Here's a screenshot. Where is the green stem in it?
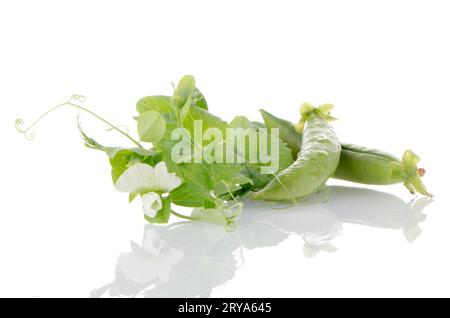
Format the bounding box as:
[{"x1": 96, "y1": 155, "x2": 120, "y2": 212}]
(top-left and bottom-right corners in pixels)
[
  {"x1": 67, "y1": 102, "x2": 143, "y2": 148},
  {"x1": 16, "y1": 95, "x2": 143, "y2": 148},
  {"x1": 171, "y1": 210, "x2": 198, "y2": 221}
]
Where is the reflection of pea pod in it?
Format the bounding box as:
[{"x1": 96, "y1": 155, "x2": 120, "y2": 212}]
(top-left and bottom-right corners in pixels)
[
  {"x1": 260, "y1": 109, "x2": 432, "y2": 197},
  {"x1": 327, "y1": 186, "x2": 429, "y2": 229},
  {"x1": 327, "y1": 186, "x2": 432, "y2": 242},
  {"x1": 254, "y1": 104, "x2": 341, "y2": 201}
]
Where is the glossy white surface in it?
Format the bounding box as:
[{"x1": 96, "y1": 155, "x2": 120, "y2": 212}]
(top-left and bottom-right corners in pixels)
[
  {"x1": 1, "y1": 0, "x2": 449, "y2": 297},
  {"x1": 90, "y1": 187, "x2": 435, "y2": 298}
]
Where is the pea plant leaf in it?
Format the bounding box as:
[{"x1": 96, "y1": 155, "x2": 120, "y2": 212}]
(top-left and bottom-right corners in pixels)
[
  {"x1": 158, "y1": 105, "x2": 265, "y2": 202},
  {"x1": 229, "y1": 115, "x2": 294, "y2": 172},
  {"x1": 173, "y1": 75, "x2": 208, "y2": 111},
  {"x1": 157, "y1": 139, "x2": 215, "y2": 190},
  {"x1": 78, "y1": 116, "x2": 160, "y2": 160},
  {"x1": 136, "y1": 95, "x2": 173, "y2": 114},
  {"x1": 173, "y1": 75, "x2": 196, "y2": 109},
  {"x1": 194, "y1": 89, "x2": 208, "y2": 110},
  {"x1": 229, "y1": 116, "x2": 251, "y2": 129},
  {"x1": 137, "y1": 110, "x2": 166, "y2": 143},
  {"x1": 226, "y1": 115, "x2": 294, "y2": 191},
  {"x1": 129, "y1": 192, "x2": 139, "y2": 203},
  {"x1": 183, "y1": 104, "x2": 228, "y2": 134},
  {"x1": 109, "y1": 149, "x2": 162, "y2": 184},
  {"x1": 144, "y1": 196, "x2": 172, "y2": 224},
  {"x1": 170, "y1": 182, "x2": 215, "y2": 207},
  {"x1": 182, "y1": 106, "x2": 250, "y2": 190}
]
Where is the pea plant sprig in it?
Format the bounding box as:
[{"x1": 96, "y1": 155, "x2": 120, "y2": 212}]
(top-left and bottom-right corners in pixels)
[
  {"x1": 16, "y1": 94, "x2": 143, "y2": 148},
  {"x1": 16, "y1": 75, "x2": 432, "y2": 229}
]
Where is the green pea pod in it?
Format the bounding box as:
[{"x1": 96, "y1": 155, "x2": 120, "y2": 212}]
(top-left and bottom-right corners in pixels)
[
  {"x1": 259, "y1": 109, "x2": 432, "y2": 197},
  {"x1": 335, "y1": 145, "x2": 431, "y2": 197},
  {"x1": 253, "y1": 103, "x2": 341, "y2": 202}
]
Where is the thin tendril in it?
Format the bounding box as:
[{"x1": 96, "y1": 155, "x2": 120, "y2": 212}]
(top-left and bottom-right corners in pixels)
[
  {"x1": 271, "y1": 173, "x2": 297, "y2": 206},
  {"x1": 15, "y1": 94, "x2": 143, "y2": 148},
  {"x1": 223, "y1": 181, "x2": 238, "y2": 203},
  {"x1": 106, "y1": 125, "x2": 129, "y2": 134},
  {"x1": 66, "y1": 102, "x2": 142, "y2": 148},
  {"x1": 15, "y1": 101, "x2": 68, "y2": 140}
]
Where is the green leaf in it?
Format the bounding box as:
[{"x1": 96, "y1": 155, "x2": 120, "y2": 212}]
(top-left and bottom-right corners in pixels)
[
  {"x1": 194, "y1": 89, "x2": 208, "y2": 110},
  {"x1": 173, "y1": 75, "x2": 196, "y2": 109},
  {"x1": 182, "y1": 106, "x2": 249, "y2": 189},
  {"x1": 109, "y1": 149, "x2": 162, "y2": 184},
  {"x1": 136, "y1": 96, "x2": 173, "y2": 114},
  {"x1": 183, "y1": 104, "x2": 228, "y2": 137},
  {"x1": 110, "y1": 151, "x2": 133, "y2": 184},
  {"x1": 203, "y1": 198, "x2": 216, "y2": 209},
  {"x1": 128, "y1": 192, "x2": 139, "y2": 203},
  {"x1": 210, "y1": 164, "x2": 249, "y2": 196},
  {"x1": 157, "y1": 139, "x2": 215, "y2": 190},
  {"x1": 157, "y1": 104, "x2": 258, "y2": 201},
  {"x1": 124, "y1": 147, "x2": 159, "y2": 157},
  {"x1": 170, "y1": 182, "x2": 214, "y2": 207},
  {"x1": 144, "y1": 196, "x2": 171, "y2": 224},
  {"x1": 229, "y1": 116, "x2": 251, "y2": 129},
  {"x1": 259, "y1": 109, "x2": 301, "y2": 157},
  {"x1": 241, "y1": 166, "x2": 273, "y2": 191},
  {"x1": 250, "y1": 121, "x2": 266, "y2": 129},
  {"x1": 179, "y1": 96, "x2": 193, "y2": 122},
  {"x1": 104, "y1": 147, "x2": 158, "y2": 159},
  {"x1": 137, "y1": 110, "x2": 166, "y2": 143}
]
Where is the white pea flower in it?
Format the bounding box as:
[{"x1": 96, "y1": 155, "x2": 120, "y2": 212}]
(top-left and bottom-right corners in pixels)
[
  {"x1": 114, "y1": 162, "x2": 181, "y2": 217},
  {"x1": 141, "y1": 192, "x2": 162, "y2": 218},
  {"x1": 115, "y1": 162, "x2": 181, "y2": 193},
  {"x1": 153, "y1": 161, "x2": 183, "y2": 192}
]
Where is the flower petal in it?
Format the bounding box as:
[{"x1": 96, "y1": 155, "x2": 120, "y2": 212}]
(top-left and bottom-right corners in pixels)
[
  {"x1": 141, "y1": 192, "x2": 162, "y2": 218},
  {"x1": 154, "y1": 162, "x2": 182, "y2": 192},
  {"x1": 115, "y1": 163, "x2": 156, "y2": 193},
  {"x1": 142, "y1": 229, "x2": 163, "y2": 255}
]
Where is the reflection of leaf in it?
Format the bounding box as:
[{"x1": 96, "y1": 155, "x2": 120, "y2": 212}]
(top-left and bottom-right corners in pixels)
[{"x1": 191, "y1": 202, "x2": 242, "y2": 227}]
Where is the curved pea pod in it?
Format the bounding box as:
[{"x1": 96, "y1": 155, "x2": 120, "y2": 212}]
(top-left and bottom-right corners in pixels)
[
  {"x1": 253, "y1": 103, "x2": 341, "y2": 202},
  {"x1": 259, "y1": 109, "x2": 432, "y2": 197}
]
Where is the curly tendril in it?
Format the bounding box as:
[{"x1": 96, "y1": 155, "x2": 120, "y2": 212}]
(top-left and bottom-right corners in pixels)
[
  {"x1": 15, "y1": 118, "x2": 36, "y2": 140},
  {"x1": 15, "y1": 94, "x2": 143, "y2": 148},
  {"x1": 70, "y1": 94, "x2": 86, "y2": 103}
]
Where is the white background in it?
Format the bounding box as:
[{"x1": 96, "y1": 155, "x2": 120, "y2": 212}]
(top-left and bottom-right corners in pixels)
[{"x1": 0, "y1": 0, "x2": 449, "y2": 297}]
